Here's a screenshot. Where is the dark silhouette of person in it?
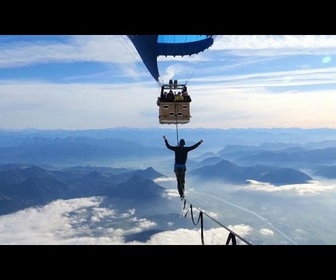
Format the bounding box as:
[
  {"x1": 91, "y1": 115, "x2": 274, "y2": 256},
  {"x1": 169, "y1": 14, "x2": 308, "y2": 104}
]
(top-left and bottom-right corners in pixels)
[
  {"x1": 167, "y1": 89, "x2": 175, "y2": 101},
  {"x1": 163, "y1": 135, "x2": 203, "y2": 200}
]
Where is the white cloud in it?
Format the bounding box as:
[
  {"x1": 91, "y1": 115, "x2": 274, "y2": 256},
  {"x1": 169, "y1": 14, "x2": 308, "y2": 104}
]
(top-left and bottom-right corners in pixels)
[
  {"x1": 0, "y1": 36, "x2": 133, "y2": 68},
  {"x1": 0, "y1": 196, "x2": 250, "y2": 245},
  {"x1": 260, "y1": 228, "x2": 274, "y2": 236},
  {"x1": 2, "y1": 35, "x2": 336, "y2": 129},
  {"x1": 242, "y1": 179, "x2": 336, "y2": 195},
  {"x1": 214, "y1": 35, "x2": 336, "y2": 55}
]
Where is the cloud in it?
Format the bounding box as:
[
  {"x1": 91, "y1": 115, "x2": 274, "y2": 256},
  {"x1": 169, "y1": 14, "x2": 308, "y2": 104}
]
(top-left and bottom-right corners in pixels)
[
  {"x1": 0, "y1": 36, "x2": 133, "y2": 69},
  {"x1": 242, "y1": 179, "x2": 336, "y2": 195},
  {"x1": 132, "y1": 226, "x2": 250, "y2": 245},
  {"x1": 0, "y1": 196, "x2": 249, "y2": 245},
  {"x1": 2, "y1": 35, "x2": 336, "y2": 129},
  {"x1": 214, "y1": 35, "x2": 336, "y2": 55},
  {"x1": 260, "y1": 228, "x2": 274, "y2": 236},
  {"x1": 2, "y1": 35, "x2": 336, "y2": 69}
]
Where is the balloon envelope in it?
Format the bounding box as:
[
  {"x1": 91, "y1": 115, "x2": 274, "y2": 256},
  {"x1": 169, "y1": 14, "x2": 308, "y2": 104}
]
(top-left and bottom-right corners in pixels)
[{"x1": 127, "y1": 35, "x2": 216, "y2": 82}]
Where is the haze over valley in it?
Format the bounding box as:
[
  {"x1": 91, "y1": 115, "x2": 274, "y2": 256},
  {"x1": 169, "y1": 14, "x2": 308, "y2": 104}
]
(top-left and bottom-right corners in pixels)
[{"x1": 1, "y1": 127, "x2": 336, "y2": 245}]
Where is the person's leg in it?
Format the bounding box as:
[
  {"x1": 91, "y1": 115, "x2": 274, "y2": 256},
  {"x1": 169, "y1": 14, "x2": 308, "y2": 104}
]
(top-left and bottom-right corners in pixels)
[
  {"x1": 181, "y1": 170, "x2": 186, "y2": 194},
  {"x1": 174, "y1": 168, "x2": 184, "y2": 198}
]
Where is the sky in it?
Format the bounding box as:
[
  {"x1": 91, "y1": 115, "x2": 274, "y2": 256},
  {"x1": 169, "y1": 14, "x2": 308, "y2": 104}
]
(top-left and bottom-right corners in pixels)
[{"x1": 1, "y1": 35, "x2": 336, "y2": 130}]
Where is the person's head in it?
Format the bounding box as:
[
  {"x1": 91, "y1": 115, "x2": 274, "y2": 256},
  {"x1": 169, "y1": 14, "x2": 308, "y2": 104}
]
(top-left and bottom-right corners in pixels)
[{"x1": 179, "y1": 139, "x2": 185, "y2": 147}]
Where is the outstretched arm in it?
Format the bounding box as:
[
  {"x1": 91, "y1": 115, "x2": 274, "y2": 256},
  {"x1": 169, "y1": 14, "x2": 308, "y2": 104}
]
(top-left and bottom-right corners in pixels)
[
  {"x1": 187, "y1": 140, "x2": 203, "y2": 151},
  {"x1": 163, "y1": 135, "x2": 174, "y2": 150}
]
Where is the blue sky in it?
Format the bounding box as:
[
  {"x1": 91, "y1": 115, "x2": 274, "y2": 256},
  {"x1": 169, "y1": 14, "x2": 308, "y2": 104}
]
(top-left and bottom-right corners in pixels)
[{"x1": 1, "y1": 35, "x2": 336, "y2": 130}]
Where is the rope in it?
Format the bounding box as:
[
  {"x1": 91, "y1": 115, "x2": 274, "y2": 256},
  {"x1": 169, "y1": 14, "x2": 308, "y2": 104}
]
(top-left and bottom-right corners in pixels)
[
  {"x1": 182, "y1": 197, "x2": 253, "y2": 245},
  {"x1": 174, "y1": 102, "x2": 179, "y2": 146},
  {"x1": 182, "y1": 35, "x2": 220, "y2": 85},
  {"x1": 182, "y1": 202, "x2": 204, "y2": 245},
  {"x1": 175, "y1": 123, "x2": 179, "y2": 146}
]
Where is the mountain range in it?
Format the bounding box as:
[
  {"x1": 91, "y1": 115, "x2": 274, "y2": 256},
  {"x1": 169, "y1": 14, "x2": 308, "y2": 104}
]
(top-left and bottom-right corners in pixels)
[{"x1": 2, "y1": 128, "x2": 336, "y2": 215}]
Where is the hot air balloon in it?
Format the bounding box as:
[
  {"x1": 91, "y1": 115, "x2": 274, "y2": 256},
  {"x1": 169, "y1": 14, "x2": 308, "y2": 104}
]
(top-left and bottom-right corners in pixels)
[{"x1": 127, "y1": 35, "x2": 216, "y2": 125}]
